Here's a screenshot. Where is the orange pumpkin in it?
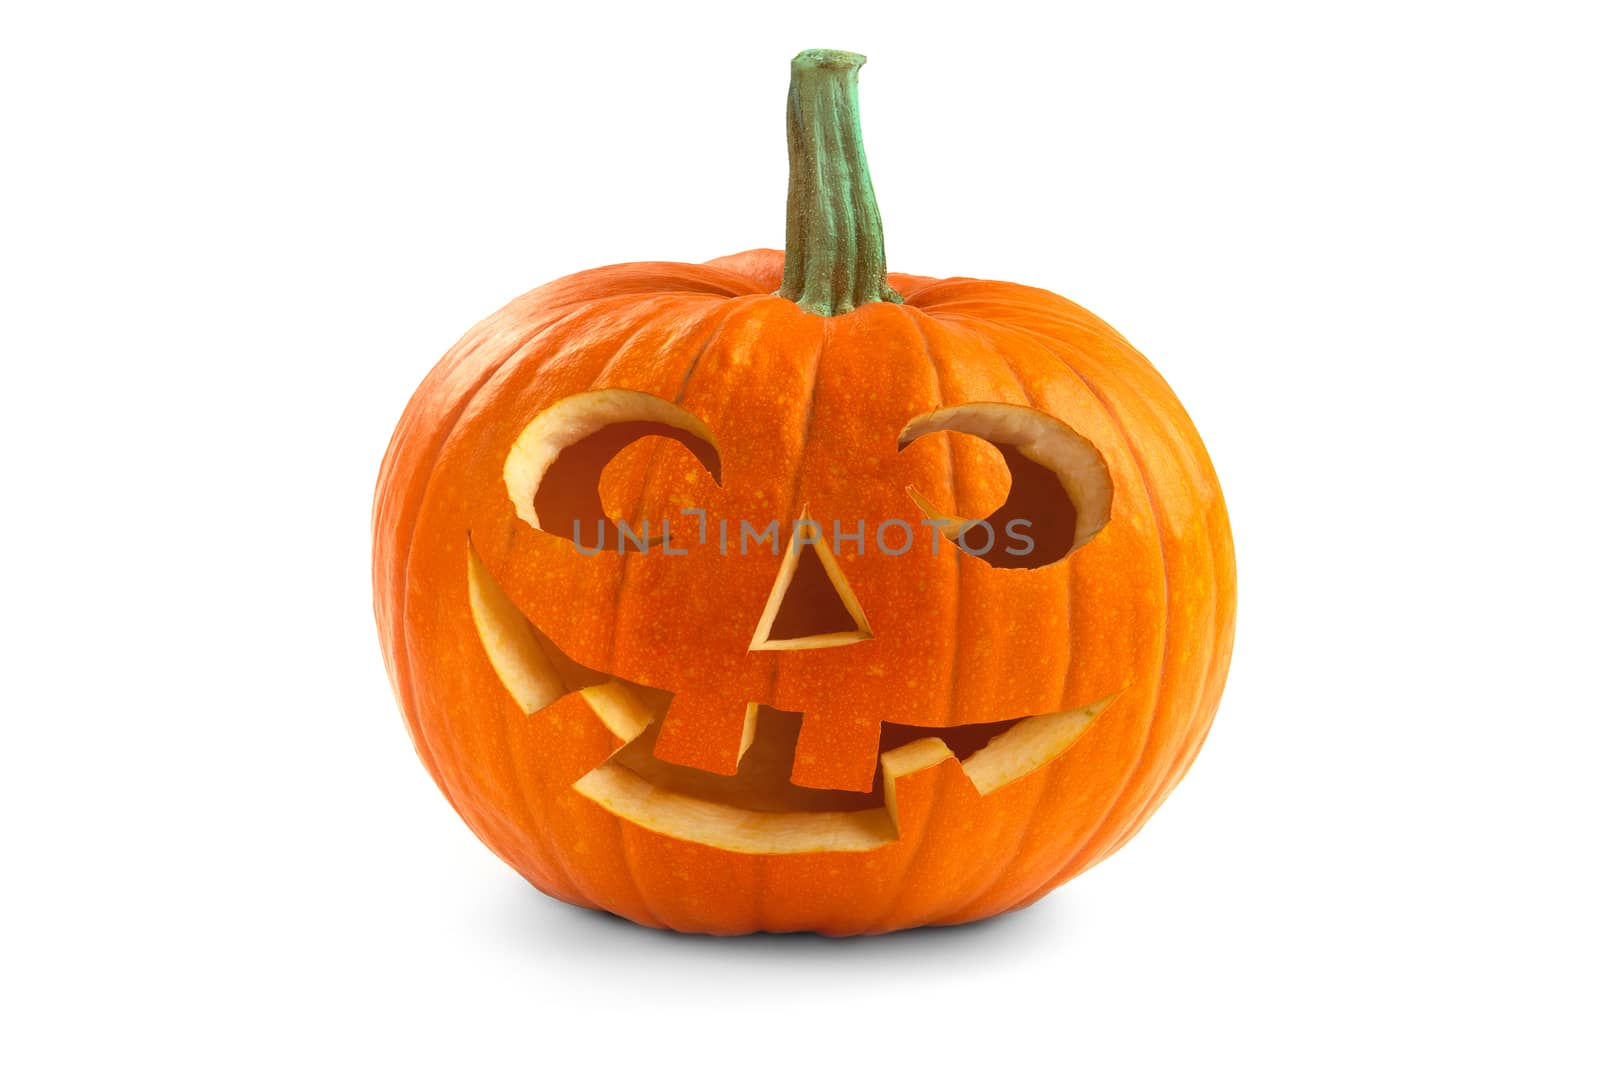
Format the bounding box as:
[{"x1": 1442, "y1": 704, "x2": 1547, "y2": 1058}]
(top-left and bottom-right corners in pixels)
[{"x1": 373, "y1": 50, "x2": 1235, "y2": 935}]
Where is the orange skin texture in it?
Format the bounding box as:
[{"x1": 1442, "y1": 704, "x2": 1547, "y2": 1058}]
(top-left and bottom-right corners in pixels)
[{"x1": 373, "y1": 248, "x2": 1236, "y2": 935}]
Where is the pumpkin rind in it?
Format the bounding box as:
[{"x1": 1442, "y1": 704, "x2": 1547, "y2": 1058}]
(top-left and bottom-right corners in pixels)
[{"x1": 372, "y1": 252, "x2": 1235, "y2": 934}]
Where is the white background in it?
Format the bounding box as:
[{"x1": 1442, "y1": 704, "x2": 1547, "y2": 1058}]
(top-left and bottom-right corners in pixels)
[{"x1": 4, "y1": 1, "x2": 1596, "y2": 1061}]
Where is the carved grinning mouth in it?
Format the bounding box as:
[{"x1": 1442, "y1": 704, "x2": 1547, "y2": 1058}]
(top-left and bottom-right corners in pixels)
[{"x1": 468, "y1": 544, "x2": 1119, "y2": 855}]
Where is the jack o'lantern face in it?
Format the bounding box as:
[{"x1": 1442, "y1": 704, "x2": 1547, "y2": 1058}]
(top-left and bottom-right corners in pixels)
[
  {"x1": 377, "y1": 270, "x2": 1232, "y2": 935},
  {"x1": 465, "y1": 386, "x2": 1124, "y2": 853}
]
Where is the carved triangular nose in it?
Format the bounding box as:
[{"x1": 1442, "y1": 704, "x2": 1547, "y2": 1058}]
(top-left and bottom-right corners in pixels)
[{"x1": 748, "y1": 516, "x2": 872, "y2": 650}]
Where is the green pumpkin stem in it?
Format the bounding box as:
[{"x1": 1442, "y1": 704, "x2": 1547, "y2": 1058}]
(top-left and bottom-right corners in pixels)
[{"x1": 778, "y1": 50, "x2": 903, "y2": 316}]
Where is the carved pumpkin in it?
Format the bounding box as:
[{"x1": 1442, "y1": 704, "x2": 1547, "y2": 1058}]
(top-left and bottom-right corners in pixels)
[{"x1": 373, "y1": 50, "x2": 1235, "y2": 935}]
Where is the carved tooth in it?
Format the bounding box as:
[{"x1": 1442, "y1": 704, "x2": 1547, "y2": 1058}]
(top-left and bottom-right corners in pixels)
[
  {"x1": 652, "y1": 691, "x2": 762, "y2": 776},
  {"x1": 791, "y1": 711, "x2": 882, "y2": 793}
]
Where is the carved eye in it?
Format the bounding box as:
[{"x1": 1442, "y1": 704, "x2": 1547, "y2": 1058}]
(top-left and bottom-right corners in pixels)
[
  {"x1": 504, "y1": 389, "x2": 721, "y2": 551},
  {"x1": 898, "y1": 403, "x2": 1112, "y2": 568}
]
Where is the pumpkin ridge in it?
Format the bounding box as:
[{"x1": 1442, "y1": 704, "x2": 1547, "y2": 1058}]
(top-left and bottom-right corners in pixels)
[
  {"x1": 974, "y1": 315, "x2": 1177, "y2": 886},
  {"x1": 601, "y1": 300, "x2": 742, "y2": 675},
  {"x1": 407, "y1": 296, "x2": 704, "y2": 898},
  {"x1": 928, "y1": 323, "x2": 1068, "y2": 918},
  {"x1": 905, "y1": 310, "x2": 1093, "y2": 923},
  {"x1": 854, "y1": 310, "x2": 959, "y2": 931},
  {"x1": 380, "y1": 332, "x2": 508, "y2": 788},
  {"x1": 390, "y1": 300, "x2": 607, "y2": 851},
  {"x1": 700, "y1": 248, "x2": 785, "y2": 290},
  {"x1": 390, "y1": 286, "x2": 703, "y2": 634},
  {"x1": 671, "y1": 304, "x2": 749, "y2": 406},
  {"x1": 862, "y1": 756, "x2": 949, "y2": 930},
  {"x1": 615, "y1": 821, "x2": 669, "y2": 931},
  {"x1": 575, "y1": 304, "x2": 742, "y2": 929},
  {"x1": 485, "y1": 648, "x2": 590, "y2": 903},
  {"x1": 931, "y1": 313, "x2": 1165, "y2": 893},
  {"x1": 973, "y1": 306, "x2": 1231, "y2": 839},
  {"x1": 1033, "y1": 333, "x2": 1230, "y2": 857},
  {"x1": 461, "y1": 536, "x2": 590, "y2": 897},
  {"x1": 908, "y1": 284, "x2": 1134, "y2": 348},
  {"x1": 908, "y1": 309, "x2": 1064, "y2": 722},
  {"x1": 521, "y1": 262, "x2": 768, "y2": 313},
  {"x1": 903, "y1": 309, "x2": 962, "y2": 729},
  {"x1": 963, "y1": 320, "x2": 1083, "y2": 715},
  {"x1": 764, "y1": 320, "x2": 832, "y2": 718}
]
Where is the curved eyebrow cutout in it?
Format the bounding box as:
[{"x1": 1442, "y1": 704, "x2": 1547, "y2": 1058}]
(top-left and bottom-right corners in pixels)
[
  {"x1": 504, "y1": 389, "x2": 721, "y2": 550},
  {"x1": 899, "y1": 402, "x2": 1113, "y2": 568}
]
